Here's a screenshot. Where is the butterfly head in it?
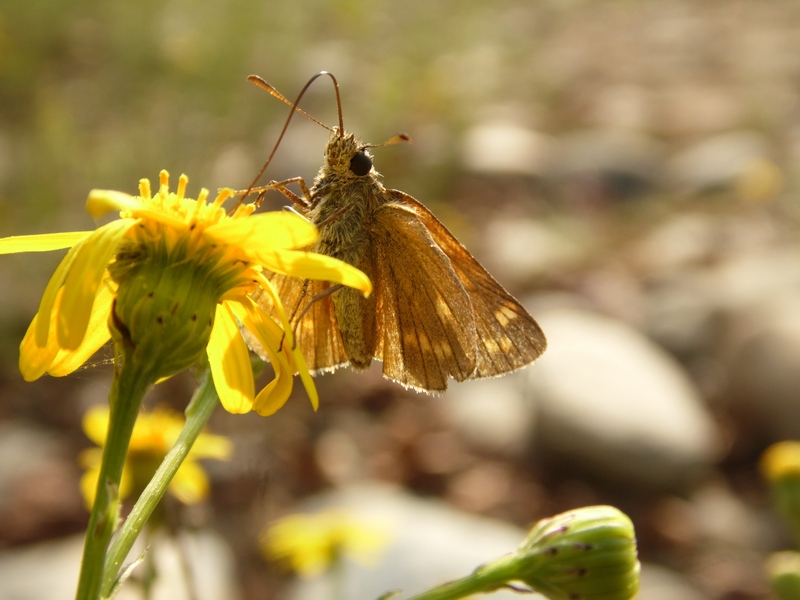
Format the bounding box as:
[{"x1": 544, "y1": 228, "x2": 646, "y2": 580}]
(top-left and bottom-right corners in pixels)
[{"x1": 325, "y1": 129, "x2": 374, "y2": 179}]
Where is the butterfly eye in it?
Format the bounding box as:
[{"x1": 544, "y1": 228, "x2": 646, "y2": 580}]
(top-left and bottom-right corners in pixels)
[{"x1": 349, "y1": 151, "x2": 372, "y2": 176}]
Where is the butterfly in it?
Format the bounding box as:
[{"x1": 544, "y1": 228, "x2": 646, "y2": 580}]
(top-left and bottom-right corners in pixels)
[{"x1": 245, "y1": 73, "x2": 546, "y2": 393}]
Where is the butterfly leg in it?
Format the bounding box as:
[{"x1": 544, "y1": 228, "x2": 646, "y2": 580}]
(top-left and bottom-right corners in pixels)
[
  {"x1": 267, "y1": 177, "x2": 314, "y2": 209},
  {"x1": 232, "y1": 177, "x2": 313, "y2": 208}
]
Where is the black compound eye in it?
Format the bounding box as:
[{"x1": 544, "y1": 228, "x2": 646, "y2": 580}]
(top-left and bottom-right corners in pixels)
[{"x1": 349, "y1": 151, "x2": 372, "y2": 176}]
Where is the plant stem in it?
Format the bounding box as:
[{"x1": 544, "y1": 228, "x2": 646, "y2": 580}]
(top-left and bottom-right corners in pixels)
[
  {"x1": 75, "y1": 361, "x2": 154, "y2": 600},
  {"x1": 100, "y1": 370, "x2": 218, "y2": 597},
  {"x1": 404, "y1": 554, "x2": 519, "y2": 600}
]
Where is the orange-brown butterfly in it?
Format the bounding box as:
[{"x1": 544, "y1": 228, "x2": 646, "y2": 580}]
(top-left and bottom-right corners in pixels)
[{"x1": 243, "y1": 72, "x2": 546, "y2": 393}]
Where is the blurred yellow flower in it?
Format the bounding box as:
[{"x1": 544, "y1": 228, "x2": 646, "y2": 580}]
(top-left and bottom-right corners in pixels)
[
  {"x1": 261, "y1": 509, "x2": 393, "y2": 578},
  {"x1": 79, "y1": 404, "x2": 231, "y2": 508},
  {"x1": 0, "y1": 170, "x2": 372, "y2": 416},
  {"x1": 761, "y1": 441, "x2": 800, "y2": 481}
]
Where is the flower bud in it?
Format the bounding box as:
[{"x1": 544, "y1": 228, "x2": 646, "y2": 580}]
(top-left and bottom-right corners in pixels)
[
  {"x1": 766, "y1": 551, "x2": 800, "y2": 600},
  {"x1": 513, "y1": 505, "x2": 640, "y2": 600},
  {"x1": 110, "y1": 235, "x2": 234, "y2": 381}
]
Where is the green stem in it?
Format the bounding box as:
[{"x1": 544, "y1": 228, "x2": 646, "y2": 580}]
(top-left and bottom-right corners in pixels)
[
  {"x1": 404, "y1": 554, "x2": 519, "y2": 600},
  {"x1": 100, "y1": 370, "x2": 218, "y2": 598},
  {"x1": 75, "y1": 361, "x2": 154, "y2": 600}
]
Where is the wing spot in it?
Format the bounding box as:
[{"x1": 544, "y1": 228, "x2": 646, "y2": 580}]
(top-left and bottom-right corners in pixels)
[
  {"x1": 432, "y1": 341, "x2": 452, "y2": 364},
  {"x1": 435, "y1": 297, "x2": 453, "y2": 320},
  {"x1": 494, "y1": 305, "x2": 518, "y2": 327},
  {"x1": 498, "y1": 336, "x2": 514, "y2": 353},
  {"x1": 483, "y1": 338, "x2": 501, "y2": 354}
]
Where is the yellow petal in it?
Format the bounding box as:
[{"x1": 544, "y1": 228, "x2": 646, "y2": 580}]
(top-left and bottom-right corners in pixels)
[
  {"x1": 257, "y1": 249, "x2": 372, "y2": 297},
  {"x1": 85, "y1": 189, "x2": 142, "y2": 218},
  {"x1": 80, "y1": 455, "x2": 134, "y2": 507},
  {"x1": 291, "y1": 343, "x2": 318, "y2": 412},
  {"x1": 207, "y1": 302, "x2": 254, "y2": 414},
  {"x1": 0, "y1": 232, "x2": 92, "y2": 254},
  {"x1": 79, "y1": 460, "x2": 102, "y2": 509},
  {"x1": 189, "y1": 433, "x2": 234, "y2": 460},
  {"x1": 235, "y1": 283, "x2": 317, "y2": 410},
  {"x1": 47, "y1": 284, "x2": 113, "y2": 376},
  {"x1": 169, "y1": 460, "x2": 209, "y2": 504},
  {"x1": 19, "y1": 282, "x2": 110, "y2": 381},
  {"x1": 20, "y1": 306, "x2": 60, "y2": 381},
  {"x1": 209, "y1": 212, "x2": 318, "y2": 251},
  {"x1": 58, "y1": 219, "x2": 135, "y2": 350},
  {"x1": 35, "y1": 239, "x2": 88, "y2": 347},
  {"x1": 228, "y1": 298, "x2": 294, "y2": 417},
  {"x1": 82, "y1": 404, "x2": 110, "y2": 445}
]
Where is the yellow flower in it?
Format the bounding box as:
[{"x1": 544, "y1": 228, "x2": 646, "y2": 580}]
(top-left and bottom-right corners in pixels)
[
  {"x1": 761, "y1": 441, "x2": 800, "y2": 546},
  {"x1": 762, "y1": 442, "x2": 800, "y2": 481},
  {"x1": 0, "y1": 170, "x2": 371, "y2": 416},
  {"x1": 79, "y1": 404, "x2": 231, "y2": 507},
  {"x1": 261, "y1": 509, "x2": 393, "y2": 578}
]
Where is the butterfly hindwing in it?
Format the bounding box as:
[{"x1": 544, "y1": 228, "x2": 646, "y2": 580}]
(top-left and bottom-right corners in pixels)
[
  {"x1": 386, "y1": 191, "x2": 547, "y2": 379},
  {"x1": 258, "y1": 272, "x2": 349, "y2": 374}
]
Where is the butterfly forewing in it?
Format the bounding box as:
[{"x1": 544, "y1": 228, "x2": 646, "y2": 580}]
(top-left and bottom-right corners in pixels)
[
  {"x1": 370, "y1": 201, "x2": 480, "y2": 392},
  {"x1": 387, "y1": 191, "x2": 547, "y2": 378}
]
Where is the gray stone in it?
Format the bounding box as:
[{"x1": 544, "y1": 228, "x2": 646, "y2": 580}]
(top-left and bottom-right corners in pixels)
[
  {"x1": 442, "y1": 373, "x2": 535, "y2": 456},
  {"x1": 544, "y1": 128, "x2": 665, "y2": 201},
  {"x1": 668, "y1": 131, "x2": 773, "y2": 193},
  {"x1": 527, "y1": 309, "x2": 721, "y2": 489},
  {"x1": 286, "y1": 484, "x2": 526, "y2": 600},
  {"x1": 461, "y1": 122, "x2": 553, "y2": 177},
  {"x1": 0, "y1": 531, "x2": 238, "y2": 600},
  {"x1": 723, "y1": 291, "x2": 800, "y2": 439},
  {"x1": 479, "y1": 217, "x2": 588, "y2": 287},
  {"x1": 638, "y1": 563, "x2": 709, "y2": 600}
]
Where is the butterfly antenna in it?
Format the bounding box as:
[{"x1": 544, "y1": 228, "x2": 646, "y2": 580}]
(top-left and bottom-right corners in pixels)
[
  {"x1": 234, "y1": 72, "x2": 344, "y2": 212},
  {"x1": 365, "y1": 133, "x2": 412, "y2": 149}
]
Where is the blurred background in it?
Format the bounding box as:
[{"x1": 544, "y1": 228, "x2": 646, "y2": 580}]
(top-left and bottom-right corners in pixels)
[{"x1": 2, "y1": 0, "x2": 800, "y2": 598}]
